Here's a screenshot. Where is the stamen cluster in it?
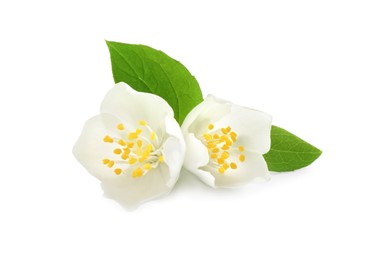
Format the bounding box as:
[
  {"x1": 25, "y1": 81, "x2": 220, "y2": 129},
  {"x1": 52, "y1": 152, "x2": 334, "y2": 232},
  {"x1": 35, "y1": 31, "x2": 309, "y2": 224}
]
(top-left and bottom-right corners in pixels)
[
  {"x1": 202, "y1": 123, "x2": 246, "y2": 174},
  {"x1": 102, "y1": 120, "x2": 164, "y2": 177}
]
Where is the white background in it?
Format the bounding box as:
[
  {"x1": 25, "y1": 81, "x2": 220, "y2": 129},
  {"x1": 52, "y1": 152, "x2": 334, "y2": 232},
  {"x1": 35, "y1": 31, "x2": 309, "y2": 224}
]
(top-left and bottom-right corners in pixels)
[{"x1": 1, "y1": 0, "x2": 375, "y2": 259}]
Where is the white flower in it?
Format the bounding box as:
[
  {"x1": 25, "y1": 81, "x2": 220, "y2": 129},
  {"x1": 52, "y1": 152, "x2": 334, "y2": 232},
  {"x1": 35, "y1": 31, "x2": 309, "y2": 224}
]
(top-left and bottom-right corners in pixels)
[
  {"x1": 181, "y1": 95, "x2": 272, "y2": 188},
  {"x1": 73, "y1": 83, "x2": 185, "y2": 208}
]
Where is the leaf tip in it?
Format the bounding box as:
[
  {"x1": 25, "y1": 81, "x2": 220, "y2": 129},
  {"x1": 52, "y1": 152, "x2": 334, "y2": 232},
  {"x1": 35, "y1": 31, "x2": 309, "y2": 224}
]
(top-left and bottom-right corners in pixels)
[
  {"x1": 105, "y1": 39, "x2": 113, "y2": 47},
  {"x1": 314, "y1": 146, "x2": 323, "y2": 160}
]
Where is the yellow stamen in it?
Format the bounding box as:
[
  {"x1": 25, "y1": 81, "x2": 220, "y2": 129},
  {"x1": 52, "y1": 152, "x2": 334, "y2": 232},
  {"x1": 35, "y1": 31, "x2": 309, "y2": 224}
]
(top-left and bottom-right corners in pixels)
[
  {"x1": 103, "y1": 135, "x2": 113, "y2": 143},
  {"x1": 222, "y1": 145, "x2": 230, "y2": 150},
  {"x1": 238, "y1": 146, "x2": 245, "y2": 152},
  {"x1": 128, "y1": 132, "x2": 138, "y2": 140},
  {"x1": 102, "y1": 159, "x2": 110, "y2": 164},
  {"x1": 114, "y1": 168, "x2": 122, "y2": 175},
  {"x1": 220, "y1": 135, "x2": 228, "y2": 142},
  {"x1": 158, "y1": 155, "x2": 164, "y2": 163},
  {"x1": 113, "y1": 148, "x2": 122, "y2": 155},
  {"x1": 139, "y1": 120, "x2": 147, "y2": 126},
  {"x1": 213, "y1": 134, "x2": 220, "y2": 139},
  {"x1": 118, "y1": 139, "x2": 126, "y2": 146},
  {"x1": 221, "y1": 126, "x2": 231, "y2": 135},
  {"x1": 218, "y1": 167, "x2": 225, "y2": 174},
  {"x1": 230, "y1": 162, "x2": 237, "y2": 169},
  {"x1": 127, "y1": 142, "x2": 134, "y2": 148},
  {"x1": 121, "y1": 153, "x2": 129, "y2": 160},
  {"x1": 132, "y1": 167, "x2": 143, "y2": 178},
  {"x1": 230, "y1": 134, "x2": 237, "y2": 142},
  {"x1": 210, "y1": 153, "x2": 218, "y2": 159},
  {"x1": 208, "y1": 123, "x2": 214, "y2": 130},
  {"x1": 143, "y1": 163, "x2": 152, "y2": 170},
  {"x1": 204, "y1": 134, "x2": 212, "y2": 141},
  {"x1": 208, "y1": 143, "x2": 217, "y2": 149},
  {"x1": 137, "y1": 139, "x2": 143, "y2": 147},
  {"x1": 129, "y1": 157, "x2": 137, "y2": 164},
  {"x1": 223, "y1": 163, "x2": 229, "y2": 170},
  {"x1": 107, "y1": 161, "x2": 114, "y2": 168},
  {"x1": 221, "y1": 151, "x2": 229, "y2": 159},
  {"x1": 212, "y1": 148, "x2": 219, "y2": 153},
  {"x1": 136, "y1": 128, "x2": 142, "y2": 134},
  {"x1": 150, "y1": 132, "x2": 156, "y2": 141},
  {"x1": 138, "y1": 155, "x2": 148, "y2": 163},
  {"x1": 117, "y1": 124, "x2": 124, "y2": 130},
  {"x1": 239, "y1": 154, "x2": 245, "y2": 162},
  {"x1": 146, "y1": 144, "x2": 153, "y2": 151},
  {"x1": 217, "y1": 158, "x2": 225, "y2": 164}
]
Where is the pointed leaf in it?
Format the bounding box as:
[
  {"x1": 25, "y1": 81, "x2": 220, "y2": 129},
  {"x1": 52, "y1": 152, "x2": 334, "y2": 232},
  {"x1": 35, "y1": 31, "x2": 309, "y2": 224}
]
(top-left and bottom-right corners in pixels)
[
  {"x1": 264, "y1": 126, "x2": 322, "y2": 172},
  {"x1": 106, "y1": 41, "x2": 203, "y2": 125}
]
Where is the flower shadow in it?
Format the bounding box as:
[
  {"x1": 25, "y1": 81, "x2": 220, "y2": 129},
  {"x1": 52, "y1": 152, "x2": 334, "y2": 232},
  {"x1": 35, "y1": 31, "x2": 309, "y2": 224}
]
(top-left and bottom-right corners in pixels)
[{"x1": 171, "y1": 168, "x2": 248, "y2": 197}]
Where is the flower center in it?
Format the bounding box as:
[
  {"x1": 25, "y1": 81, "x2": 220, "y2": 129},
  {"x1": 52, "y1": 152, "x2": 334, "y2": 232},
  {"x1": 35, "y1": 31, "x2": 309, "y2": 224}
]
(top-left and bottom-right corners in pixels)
[
  {"x1": 101, "y1": 120, "x2": 164, "y2": 178},
  {"x1": 201, "y1": 123, "x2": 246, "y2": 174}
]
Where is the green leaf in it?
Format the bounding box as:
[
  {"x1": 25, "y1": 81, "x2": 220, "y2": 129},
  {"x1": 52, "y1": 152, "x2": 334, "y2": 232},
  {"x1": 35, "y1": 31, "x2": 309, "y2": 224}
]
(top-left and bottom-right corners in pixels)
[
  {"x1": 264, "y1": 126, "x2": 322, "y2": 172},
  {"x1": 106, "y1": 41, "x2": 203, "y2": 125}
]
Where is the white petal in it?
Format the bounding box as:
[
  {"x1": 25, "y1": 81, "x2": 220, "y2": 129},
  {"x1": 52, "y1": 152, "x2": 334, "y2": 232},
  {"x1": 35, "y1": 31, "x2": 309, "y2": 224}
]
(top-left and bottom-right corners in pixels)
[
  {"x1": 73, "y1": 114, "x2": 125, "y2": 182},
  {"x1": 101, "y1": 166, "x2": 172, "y2": 209},
  {"x1": 164, "y1": 114, "x2": 185, "y2": 145},
  {"x1": 161, "y1": 116, "x2": 186, "y2": 188},
  {"x1": 224, "y1": 105, "x2": 272, "y2": 154},
  {"x1": 181, "y1": 95, "x2": 232, "y2": 136},
  {"x1": 101, "y1": 82, "x2": 174, "y2": 132},
  {"x1": 212, "y1": 152, "x2": 271, "y2": 188},
  {"x1": 183, "y1": 133, "x2": 215, "y2": 187}
]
